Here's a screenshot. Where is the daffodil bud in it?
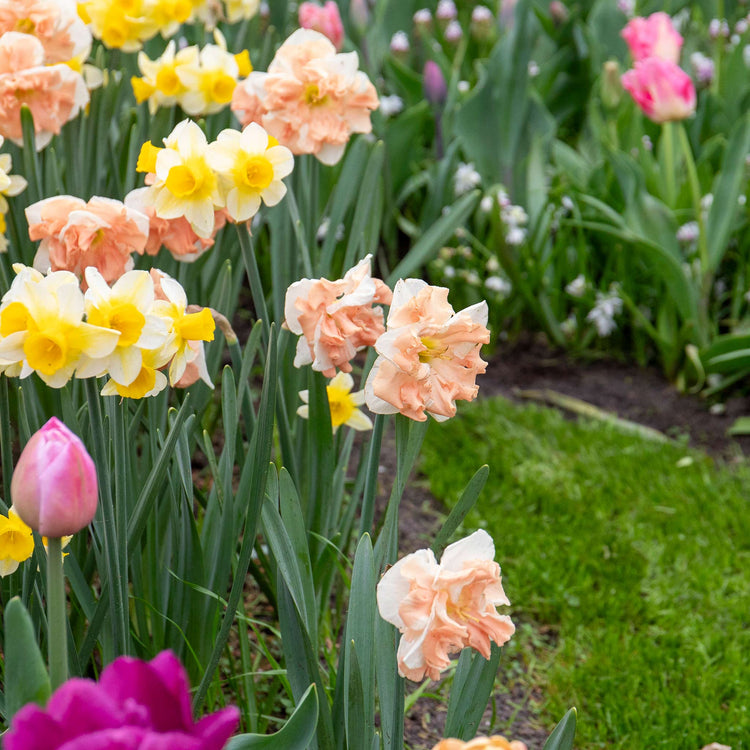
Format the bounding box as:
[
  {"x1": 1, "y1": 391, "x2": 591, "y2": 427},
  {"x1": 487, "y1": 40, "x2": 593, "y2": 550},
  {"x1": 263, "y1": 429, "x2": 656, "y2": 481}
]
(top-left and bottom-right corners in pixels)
[{"x1": 11, "y1": 418, "x2": 98, "y2": 538}]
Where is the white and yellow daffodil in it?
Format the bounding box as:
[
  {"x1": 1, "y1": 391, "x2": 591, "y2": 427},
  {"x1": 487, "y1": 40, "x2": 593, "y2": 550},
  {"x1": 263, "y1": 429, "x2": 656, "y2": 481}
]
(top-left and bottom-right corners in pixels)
[
  {"x1": 208, "y1": 122, "x2": 294, "y2": 223},
  {"x1": 298, "y1": 371, "x2": 373, "y2": 433}
]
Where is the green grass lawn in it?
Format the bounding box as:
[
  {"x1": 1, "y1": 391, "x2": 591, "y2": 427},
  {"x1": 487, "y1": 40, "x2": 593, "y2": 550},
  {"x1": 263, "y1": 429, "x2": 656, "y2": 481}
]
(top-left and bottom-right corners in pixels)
[{"x1": 420, "y1": 397, "x2": 750, "y2": 749}]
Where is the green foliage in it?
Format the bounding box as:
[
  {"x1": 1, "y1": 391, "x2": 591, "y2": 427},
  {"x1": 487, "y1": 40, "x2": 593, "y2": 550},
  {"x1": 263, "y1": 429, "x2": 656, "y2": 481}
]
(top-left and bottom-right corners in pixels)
[{"x1": 422, "y1": 397, "x2": 750, "y2": 747}]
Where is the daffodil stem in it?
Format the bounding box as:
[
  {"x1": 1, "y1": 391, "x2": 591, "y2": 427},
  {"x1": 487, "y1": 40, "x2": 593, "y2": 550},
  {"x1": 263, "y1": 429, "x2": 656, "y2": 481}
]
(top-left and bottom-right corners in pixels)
[{"x1": 47, "y1": 537, "x2": 68, "y2": 691}]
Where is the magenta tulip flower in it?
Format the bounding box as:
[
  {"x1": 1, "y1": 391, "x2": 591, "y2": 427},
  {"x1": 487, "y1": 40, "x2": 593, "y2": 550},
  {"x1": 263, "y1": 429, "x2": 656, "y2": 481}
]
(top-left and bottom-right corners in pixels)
[
  {"x1": 4, "y1": 651, "x2": 240, "y2": 750},
  {"x1": 10, "y1": 417, "x2": 98, "y2": 538}
]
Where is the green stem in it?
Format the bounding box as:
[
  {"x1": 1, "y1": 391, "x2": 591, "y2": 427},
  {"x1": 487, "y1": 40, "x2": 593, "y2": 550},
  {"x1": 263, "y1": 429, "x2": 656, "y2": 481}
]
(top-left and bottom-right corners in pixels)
[
  {"x1": 662, "y1": 121, "x2": 677, "y2": 209},
  {"x1": 47, "y1": 537, "x2": 68, "y2": 691},
  {"x1": 677, "y1": 123, "x2": 711, "y2": 347},
  {"x1": 237, "y1": 223, "x2": 270, "y2": 343}
]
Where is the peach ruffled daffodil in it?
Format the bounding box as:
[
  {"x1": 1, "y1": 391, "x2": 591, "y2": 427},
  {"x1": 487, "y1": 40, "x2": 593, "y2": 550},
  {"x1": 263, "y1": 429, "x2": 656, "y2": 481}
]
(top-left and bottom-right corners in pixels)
[
  {"x1": 432, "y1": 737, "x2": 528, "y2": 750},
  {"x1": 284, "y1": 255, "x2": 392, "y2": 377},
  {"x1": 0, "y1": 506, "x2": 34, "y2": 577},
  {"x1": 208, "y1": 122, "x2": 293, "y2": 223},
  {"x1": 140, "y1": 119, "x2": 225, "y2": 238},
  {"x1": 377, "y1": 529, "x2": 515, "y2": 682},
  {"x1": 297, "y1": 371, "x2": 373, "y2": 433},
  {"x1": 0, "y1": 266, "x2": 120, "y2": 387},
  {"x1": 365, "y1": 279, "x2": 489, "y2": 422},
  {"x1": 76, "y1": 268, "x2": 171, "y2": 388}
]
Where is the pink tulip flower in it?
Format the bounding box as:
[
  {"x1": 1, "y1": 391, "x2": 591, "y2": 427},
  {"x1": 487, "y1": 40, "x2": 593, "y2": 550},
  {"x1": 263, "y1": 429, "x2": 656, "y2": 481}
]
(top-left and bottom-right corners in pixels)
[
  {"x1": 11, "y1": 417, "x2": 98, "y2": 537},
  {"x1": 621, "y1": 12, "x2": 683, "y2": 64},
  {"x1": 621, "y1": 58, "x2": 696, "y2": 123},
  {"x1": 298, "y1": 1, "x2": 345, "y2": 51}
]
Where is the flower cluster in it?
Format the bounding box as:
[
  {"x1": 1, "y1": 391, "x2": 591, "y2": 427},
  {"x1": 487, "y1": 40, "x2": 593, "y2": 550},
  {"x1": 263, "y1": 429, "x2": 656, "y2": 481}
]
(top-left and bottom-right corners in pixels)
[
  {"x1": 620, "y1": 12, "x2": 696, "y2": 123},
  {"x1": 0, "y1": 264, "x2": 216, "y2": 395},
  {"x1": 135, "y1": 118, "x2": 293, "y2": 238},
  {"x1": 4, "y1": 650, "x2": 240, "y2": 749},
  {"x1": 377, "y1": 530, "x2": 515, "y2": 682},
  {"x1": 132, "y1": 32, "x2": 252, "y2": 116},
  {"x1": 79, "y1": 0, "x2": 259, "y2": 51},
  {"x1": 285, "y1": 258, "x2": 490, "y2": 426},
  {"x1": 232, "y1": 29, "x2": 379, "y2": 165},
  {"x1": 0, "y1": 0, "x2": 90, "y2": 150}
]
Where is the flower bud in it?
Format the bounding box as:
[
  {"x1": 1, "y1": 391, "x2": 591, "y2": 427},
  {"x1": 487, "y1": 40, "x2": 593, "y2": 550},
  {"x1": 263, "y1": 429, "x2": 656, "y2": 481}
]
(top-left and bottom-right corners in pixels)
[
  {"x1": 549, "y1": 1, "x2": 569, "y2": 25},
  {"x1": 390, "y1": 30, "x2": 410, "y2": 57},
  {"x1": 470, "y1": 5, "x2": 495, "y2": 40},
  {"x1": 600, "y1": 59, "x2": 623, "y2": 109},
  {"x1": 436, "y1": 0, "x2": 457, "y2": 27},
  {"x1": 423, "y1": 60, "x2": 447, "y2": 106},
  {"x1": 11, "y1": 418, "x2": 98, "y2": 538},
  {"x1": 444, "y1": 20, "x2": 463, "y2": 44},
  {"x1": 413, "y1": 8, "x2": 432, "y2": 33}
]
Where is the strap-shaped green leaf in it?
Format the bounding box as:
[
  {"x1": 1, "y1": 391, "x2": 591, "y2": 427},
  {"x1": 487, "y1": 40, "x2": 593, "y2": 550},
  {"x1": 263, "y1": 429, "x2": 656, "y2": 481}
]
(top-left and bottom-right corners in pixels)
[
  {"x1": 543, "y1": 708, "x2": 577, "y2": 750},
  {"x1": 4, "y1": 597, "x2": 51, "y2": 721},
  {"x1": 226, "y1": 684, "x2": 318, "y2": 750}
]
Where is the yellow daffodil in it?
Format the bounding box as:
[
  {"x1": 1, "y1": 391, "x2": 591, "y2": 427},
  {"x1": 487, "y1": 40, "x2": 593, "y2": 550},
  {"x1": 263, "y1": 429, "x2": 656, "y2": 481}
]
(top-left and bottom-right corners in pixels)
[
  {"x1": 297, "y1": 371, "x2": 373, "y2": 433},
  {"x1": 0, "y1": 267, "x2": 120, "y2": 387},
  {"x1": 100, "y1": 345, "x2": 171, "y2": 398},
  {"x1": 131, "y1": 40, "x2": 200, "y2": 114},
  {"x1": 176, "y1": 31, "x2": 241, "y2": 116},
  {"x1": 77, "y1": 268, "x2": 171, "y2": 386},
  {"x1": 0, "y1": 137, "x2": 28, "y2": 214},
  {"x1": 224, "y1": 0, "x2": 260, "y2": 24},
  {"x1": 79, "y1": 0, "x2": 160, "y2": 51},
  {"x1": 142, "y1": 119, "x2": 225, "y2": 238},
  {"x1": 149, "y1": 272, "x2": 215, "y2": 385},
  {"x1": 0, "y1": 507, "x2": 34, "y2": 577},
  {"x1": 208, "y1": 122, "x2": 293, "y2": 223}
]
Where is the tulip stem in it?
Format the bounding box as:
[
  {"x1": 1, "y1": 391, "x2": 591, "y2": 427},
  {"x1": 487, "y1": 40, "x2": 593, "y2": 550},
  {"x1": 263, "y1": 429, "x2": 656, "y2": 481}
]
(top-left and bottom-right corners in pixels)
[
  {"x1": 47, "y1": 537, "x2": 68, "y2": 691},
  {"x1": 661, "y1": 121, "x2": 677, "y2": 209}
]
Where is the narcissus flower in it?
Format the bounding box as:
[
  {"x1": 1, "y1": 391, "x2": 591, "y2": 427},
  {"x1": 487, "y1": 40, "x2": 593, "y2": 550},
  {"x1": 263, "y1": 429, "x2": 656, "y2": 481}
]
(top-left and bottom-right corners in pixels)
[
  {"x1": 621, "y1": 57, "x2": 696, "y2": 123},
  {"x1": 148, "y1": 268, "x2": 216, "y2": 385},
  {"x1": 0, "y1": 32, "x2": 88, "y2": 150},
  {"x1": 0, "y1": 507, "x2": 34, "y2": 577},
  {"x1": 365, "y1": 279, "x2": 489, "y2": 422},
  {"x1": 298, "y1": 371, "x2": 373, "y2": 432},
  {"x1": 224, "y1": 0, "x2": 260, "y2": 23},
  {"x1": 79, "y1": 0, "x2": 159, "y2": 51},
  {"x1": 139, "y1": 119, "x2": 225, "y2": 238},
  {"x1": 0, "y1": 267, "x2": 120, "y2": 387},
  {"x1": 232, "y1": 28, "x2": 379, "y2": 165},
  {"x1": 284, "y1": 255, "x2": 392, "y2": 377},
  {"x1": 0, "y1": 0, "x2": 92, "y2": 64},
  {"x1": 432, "y1": 737, "x2": 527, "y2": 750},
  {"x1": 0, "y1": 136, "x2": 28, "y2": 213},
  {"x1": 26, "y1": 195, "x2": 150, "y2": 283},
  {"x1": 377, "y1": 530, "x2": 515, "y2": 682},
  {"x1": 4, "y1": 650, "x2": 240, "y2": 749},
  {"x1": 621, "y1": 12, "x2": 683, "y2": 64},
  {"x1": 76, "y1": 268, "x2": 170, "y2": 387},
  {"x1": 11, "y1": 417, "x2": 98, "y2": 538},
  {"x1": 209, "y1": 122, "x2": 293, "y2": 222},
  {"x1": 131, "y1": 40, "x2": 199, "y2": 114}
]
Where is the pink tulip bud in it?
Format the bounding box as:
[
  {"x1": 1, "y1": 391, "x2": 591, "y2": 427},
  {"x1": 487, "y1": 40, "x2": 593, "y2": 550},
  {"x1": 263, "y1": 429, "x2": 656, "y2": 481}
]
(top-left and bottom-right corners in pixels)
[
  {"x1": 298, "y1": 1, "x2": 345, "y2": 51},
  {"x1": 423, "y1": 60, "x2": 447, "y2": 106},
  {"x1": 11, "y1": 418, "x2": 98, "y2": 538},
  {"x1": 621, "y1": 58, "x2": 696, "y2": 123},
  {"x1": 621, "y1": 12, "x2": 683, "y2": 64}
]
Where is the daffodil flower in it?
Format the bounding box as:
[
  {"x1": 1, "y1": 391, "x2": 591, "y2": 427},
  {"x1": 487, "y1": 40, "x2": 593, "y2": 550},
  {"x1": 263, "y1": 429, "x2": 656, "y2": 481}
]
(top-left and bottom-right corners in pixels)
[
  {"x1": 0, "y1": 507, "x2": 34, "y2": 577},
  {"x1": 208, "y1": 122, "x2": 294, "y2": 223},
  {"x1": 298, "y1": 371, "x2": 373, "y2": 433}
]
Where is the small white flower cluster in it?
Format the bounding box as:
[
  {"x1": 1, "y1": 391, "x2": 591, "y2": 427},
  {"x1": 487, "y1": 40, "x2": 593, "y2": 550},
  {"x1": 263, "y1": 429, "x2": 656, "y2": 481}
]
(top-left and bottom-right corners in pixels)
[
  {"x1": 676, "y1": 221, "x2": 700, "y2": 245},
  {"x1": 690, "y1": 52, "x2": 715, "y2": 84},
  {"x1": 565, "y1": 274, "x2": 587, "y2": 298},
  {"x1": 379, "y1": 94, "x2": 404, "y2": 118},
  {"x1": 454, "y1": 162, "x2": 482, "y2": 196},
  {"x1": 502, "y1": 204, "x2": 528, "y2": 246},
  {"x1": 586, "y1": 287, "x2": 623, "y2": 337}
]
